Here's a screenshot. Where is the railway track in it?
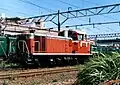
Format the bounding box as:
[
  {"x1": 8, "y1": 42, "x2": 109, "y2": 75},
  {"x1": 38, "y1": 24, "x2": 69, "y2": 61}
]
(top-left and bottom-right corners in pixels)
[{"x1": 0, "y1": 67, "x2": 78, "y2": 80}]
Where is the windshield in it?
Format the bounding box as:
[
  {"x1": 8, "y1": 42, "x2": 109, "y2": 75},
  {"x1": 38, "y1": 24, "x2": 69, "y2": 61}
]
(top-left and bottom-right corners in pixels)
[
  {"x1": 71, "y1": 32, "x2": 78, "y2": 40},
  {"x1": 78, "y1": 34, "x2": 84, "y2": 40}
]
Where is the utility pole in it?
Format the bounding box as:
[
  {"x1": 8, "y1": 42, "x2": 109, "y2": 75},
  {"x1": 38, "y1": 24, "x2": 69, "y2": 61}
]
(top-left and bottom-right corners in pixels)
[{"x1": 58, "y1": 10, "x2": 60, "y2": 31}]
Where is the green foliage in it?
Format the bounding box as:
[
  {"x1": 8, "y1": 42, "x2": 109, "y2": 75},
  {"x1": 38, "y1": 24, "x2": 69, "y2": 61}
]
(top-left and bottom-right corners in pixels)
[
  {"x1": 76, "y1": 64, "x2": 85, "y2": 71},
  {"x1": 0, "y1": 61, "x2": 18, "y2": 68},
  {"x1": 77, "y1": 52, "x2": 120, "y2": 85}
]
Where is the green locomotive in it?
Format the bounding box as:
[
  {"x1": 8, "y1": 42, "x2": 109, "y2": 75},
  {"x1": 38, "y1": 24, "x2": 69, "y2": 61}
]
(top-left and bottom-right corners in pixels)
[{"x1": 0, "y1": 35, "x2": 17, "y2": 62}]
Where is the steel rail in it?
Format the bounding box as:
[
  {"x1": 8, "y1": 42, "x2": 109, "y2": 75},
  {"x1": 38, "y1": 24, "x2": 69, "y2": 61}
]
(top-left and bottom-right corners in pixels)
[{"x1": 0, "y1": 67, "x2": 78, "y2": 79}]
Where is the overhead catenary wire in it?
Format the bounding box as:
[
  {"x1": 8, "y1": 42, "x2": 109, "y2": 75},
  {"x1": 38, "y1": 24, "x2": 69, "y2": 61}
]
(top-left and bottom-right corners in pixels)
[
  {"x1": 54, "y1": 0, "x2": 120, "y2": 33},
  {"x1": 81, "y1": 0, "x2": 118, "y2": 20},
  {"x1": 18, "y1": 0, "x2": 56, "y2": 12},
  {"x1": 65, "y1": 21, "x2": 120, "y2": 27},
  {"x1": 0, "y1": 7, "x2": 32, "y2": 16},
  {"x1": 54, "y1": 0, "x2": 80, "y2": 8},
  {"x1": 54, "y1": 0, "x2": 118, "y2": 21},
  {"x1": 53, "y1": 0, "x2": 103, "y2": 33},
  {"x1": 4, "y1": 5, "x2": 39, "y2": 16},
  {"x1": 12, "y1": 0, "x2": 120, "y2": 34},
  {"x1": 81, "y1": 0, "x2": 120, "y2": 32},
  {"x1": 0, "y1": 7, "x2": 8, "y2": 11},
  {"x1": 96, "y1": 25, "x2": 117, "y2": 33}
]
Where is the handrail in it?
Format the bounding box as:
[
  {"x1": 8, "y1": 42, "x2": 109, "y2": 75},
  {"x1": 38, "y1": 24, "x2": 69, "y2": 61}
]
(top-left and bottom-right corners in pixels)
[
  {"x1": 0, "y1": 42, "x2": 7, "y2": 58},
  {"x1": 18, "y1": 40, "x2": 30, "y2": 54},
  {"x1": 34, "y1": 41, "x2": 40, "y2": 52}
]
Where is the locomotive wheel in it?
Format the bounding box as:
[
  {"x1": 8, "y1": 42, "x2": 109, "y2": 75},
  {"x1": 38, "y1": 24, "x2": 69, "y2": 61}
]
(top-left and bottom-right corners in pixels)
[
  {"x1": 39, "y1": 57, "x2": 50, "y2": 67},
  {"x1": 34, "y1": 58, "x2": 41, "y2": 67},
  {"x1": 7, "y1": 53, "x2": 17, "y2": 63},
  {"x1": 54, "y1": 57, "x2": 62, "y2": 66},
  {"x1": 77, "y1": 57, "x2": 83, "y2": 64},
  {"x1": 68, "y1": 57, "x2": 73, "y2": 65},
  {"x1": 62, "y1": 57, "x2": 68, "y2": 66},
  {"x1": 71, "y1": 57, "x2": 76, "y2": 65},
  {"x1": 49, "y1": 56, "x2": 56, "y2": 66},
  {"x1": 77, "y1": 56, "x2": 89, "y2": 64}
]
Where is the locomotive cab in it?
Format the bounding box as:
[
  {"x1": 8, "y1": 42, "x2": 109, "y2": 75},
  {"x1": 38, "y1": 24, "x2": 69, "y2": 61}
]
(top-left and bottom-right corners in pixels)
[
  {"x1": 58, "y1": 30, "x2": 87, "y2": 41},
  {"x1": 58, "y1": 29, "x2": 90, "y2": 54}
]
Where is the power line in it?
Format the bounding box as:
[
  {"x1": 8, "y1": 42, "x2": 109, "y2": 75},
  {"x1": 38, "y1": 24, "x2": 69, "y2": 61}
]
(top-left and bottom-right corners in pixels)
[
  {"x1": 81, "y1": 0, "x2": 120, "y2": 33},
  {"x1": 21, "y1": 3, "x2": 120, "y2": 33},
  {"x1": 0, "y1": 7, "x2": 9, "y2": 11},
  {"x1": 80, "y1": 0, "x2": 120, "y2": 34},
  {"x1": 56, "y1": 0, "x2": 120, "y2": 33},
  {"x1": 56, "y1": 0, "x2": 118, "y2": 21},
  {"x1": 18, "y1": 0, "x2": 55, "y2": 12},
  {"x1": 54, "y1": 0, "x2": 80, "y2": 8},
  {"x1": 16, "y1": 12, "x2": 32, "y2": 16},
  {"x1": 5, "y1": 5, "x2": 39, "y2": 15},
  {"x1": 0, "y1": 7, "x2": 31, "y2": 16},
  {"x1": 54, "y1": 0, "x2": 118, "y2": 21},
  {"x1": 82, "y1": 0, "x2": 98, "y2": 6},
  {"x1": 52, "y1": 0, "x2": 116, "y2": 33},
  {"x1": 97, "y1": 25, "x2": 117, "y2": 33},
  {"x1": 24, "y1": 3, "x2": 120, "y2": 20},
  {"x1": 53, "y1": 0, "x2": 115, "y2": 21},
  {"x1": 65, "y1": 21, "x2": 120, "y2": 27},
  {"x1": 54, "y1": 0, "x2": 95, "y2": 33},
  {"x1": 81, "y1": 0, "x2": 118, "y2": 20}
]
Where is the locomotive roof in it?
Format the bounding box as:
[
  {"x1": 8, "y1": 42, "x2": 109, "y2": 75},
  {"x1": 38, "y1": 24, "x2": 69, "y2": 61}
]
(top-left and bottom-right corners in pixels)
[
  {"x1": 60, "y1": 29, "x2": 86, "y2": 34},
  {"x1": 2, "y1": 27, "x2": 86, "y2": 36}
]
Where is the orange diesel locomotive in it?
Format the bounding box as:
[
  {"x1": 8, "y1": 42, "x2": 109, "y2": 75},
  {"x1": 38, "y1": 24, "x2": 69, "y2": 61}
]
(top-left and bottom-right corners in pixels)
[{"x1": 17, "y1": 29, "x2": 91, "y2": 66}]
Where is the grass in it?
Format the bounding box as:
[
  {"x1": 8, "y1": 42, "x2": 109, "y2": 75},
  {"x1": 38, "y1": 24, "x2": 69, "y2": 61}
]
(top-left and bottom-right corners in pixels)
[
  {"x1": 77, "y1": 52, "x2": 120, "y2": 85},
  {"x1": 75, "y1": 64, "x2": 85, "y2": 72},
  {"x1": 0, "y1": 61, "x2": 18, "y2": 68}
]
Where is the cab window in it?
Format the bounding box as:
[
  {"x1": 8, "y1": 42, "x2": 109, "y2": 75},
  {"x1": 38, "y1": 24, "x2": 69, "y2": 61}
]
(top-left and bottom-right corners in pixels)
[
  {"x1": 71, "y1": 32, "x2": 78, "y2": 40},
  {"x1": 68, "y1": 30, "x2": 72, "y2": 37},
  {"x1": 78, "y1": 34, "x2": 84, "y2": 40},
  {"x1": 85, "y1": 34, "x2": 87, "y2": 40},
  {"x1": 58, "y1": 31, "x2": 64, "y2": 36}
]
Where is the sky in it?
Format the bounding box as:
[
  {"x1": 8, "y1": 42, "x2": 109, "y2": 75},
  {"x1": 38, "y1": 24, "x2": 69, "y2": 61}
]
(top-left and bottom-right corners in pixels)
[{"x1": 0, "y1": 0, "x2": 120, "y2": 35}]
